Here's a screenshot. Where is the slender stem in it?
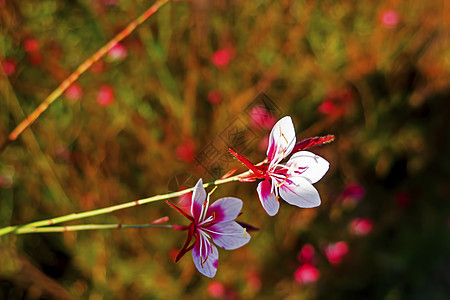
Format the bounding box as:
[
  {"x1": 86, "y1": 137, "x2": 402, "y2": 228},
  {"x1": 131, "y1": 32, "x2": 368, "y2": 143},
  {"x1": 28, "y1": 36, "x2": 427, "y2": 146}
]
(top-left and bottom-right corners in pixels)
[
  {"x1": 4, "y1": 0, "x2": 171, "y2": 145},
  {"x1": 14, "y1": 223, "x2": 174, "y2": 235},
  {"x1": 0, "y1": 171, "x2": 250, "y2": 236}
]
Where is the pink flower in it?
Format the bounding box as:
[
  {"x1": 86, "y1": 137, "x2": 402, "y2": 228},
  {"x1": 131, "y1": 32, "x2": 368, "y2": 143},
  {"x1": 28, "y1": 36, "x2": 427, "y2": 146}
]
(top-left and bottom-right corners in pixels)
[
  {"x1": 211, "y1": 46, "x2": 235, "y2": 68},
  {"x1": 380, "y1": 10, "x2": 399, "y2": 29},
  {"x1": 229, "y1": 116, "x2": 331, "y2": 216},
  {"x1": 318, "y1": 88, "x2": 354, "y2": 118},
  {"x1": 294, "y1": 264, "x2": 320, "y2": 284},
  {"x1": 249, "y1": 106, "x2": 277, "y2": 130},
  {"x1": 208, "y1": 282, "x2": 226, "y2": 298},
  {"x1": 298, "y1": 244, "x2": 315, "y2": 263},
  {"x1": 341, "y1": 183, "x2": 365, "y2": 206},
  {"x1": 64, "y1": 83, "x2": 83, "y2": 101},
  {"x1": 324, "y1": 241, "x2": 349, "y2": 264},
  {"x1": 208, "y1": 90, "x2": 222, "y2": 105},
  {"x1": 168, "y1": 179, "x2": 251, "y2": 278},
  {"x1": 108, "y1": 43, "x2": 128, "y2": 61},
  {"x1": 2, "y1": 58, "x2": 16, "y2": 76},
  {"x1": 350, "y1": 218, "x2": 373, "y2": 236},
  {"x1": 97, "y1": 84, "x2": 114, "y2": 106}
]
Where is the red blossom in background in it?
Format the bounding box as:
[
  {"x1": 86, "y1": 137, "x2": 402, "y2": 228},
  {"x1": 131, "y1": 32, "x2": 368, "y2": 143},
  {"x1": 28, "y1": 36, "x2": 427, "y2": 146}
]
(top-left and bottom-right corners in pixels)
[
  {"x1": 211, "y1": 46, "x2": 235, "y2": 69},
  {"x1": 91, "y1": 61, "x2": 105, "y2": 74},
  {"x1": 97, "y1": 84, "x2": 114, "y2": 106},
  {"x1": 350, "y1": 218, "x2": 373, "y2": 236},
  {"x1": 207, "y1": 282, "x2": 226, "y2": 298},
  {"x1": 294, "y1": 264, "x2": 320, "y2": 284},
  {"x1": 2, "y1": 58, "x2": 17, "y2": 76},
  {"x1": 298, "y1": 244, "x2": 315, "y2": 264},
  {"x1": 318, "y1": 88, "x2": 354, "y2": 119},
  {"x1": 380, "y1": 10, "x2": 400, "y2": 29},
  {"x1": 395, "y1": 192, "x2": 411, "y2": 208},
  {"x1": 64, "y1": 83, "x2": 83, "y2": 101},
  {"x1": 208, "y1": 90, "x2": 222, "y2": 105},
  {"x1": 324, "y1": 241, "x2": 349, "y2": 265},
  {"x1": 175, "y1": 140, "x2": 196, "y2": 163},
  {"x1": 24, "y1": 38, "x2": 40, "y2": 52}
]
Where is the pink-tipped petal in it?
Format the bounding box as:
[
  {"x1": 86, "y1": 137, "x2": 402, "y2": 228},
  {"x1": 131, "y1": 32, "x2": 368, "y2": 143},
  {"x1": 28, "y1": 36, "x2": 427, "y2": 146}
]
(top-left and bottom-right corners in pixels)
[
  {"x1": 279, "y1": 177, "x2": 321, "y2": 208},
  {"x1": 287, "y1": 151, "x2": 329, "y2": 184},
  {"x1": 267, "y1": 116, "x2": 296, "y2": 164},
  {"x1": 207, "y1": 197, "x2": 243, "y2": 223},
  {"x1": 191, "y1": 179, "x2": 206, "y2": 220},
  {"x1": 257, "y1": 179, "x2": 280, "y2": 216},
  {"x1": 208, "y1": 221, "x2": 251, "y2": 250},
  {"x1": 192, "y1": 235, "x2": 219, "y2": 278}
]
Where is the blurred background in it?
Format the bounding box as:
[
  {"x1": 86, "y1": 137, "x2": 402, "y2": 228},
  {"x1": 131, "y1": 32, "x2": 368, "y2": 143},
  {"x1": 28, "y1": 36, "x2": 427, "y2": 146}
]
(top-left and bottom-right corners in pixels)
[{"x1": 1, "y1": 0, "x2": 449, "y2": 299}]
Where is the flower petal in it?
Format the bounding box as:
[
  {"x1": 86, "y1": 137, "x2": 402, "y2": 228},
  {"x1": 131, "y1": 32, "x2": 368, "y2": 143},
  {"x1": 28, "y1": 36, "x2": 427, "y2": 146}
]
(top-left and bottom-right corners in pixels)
[
  {"x1": 207, "y1": 197, "x2": 243, "y2": 223},
  {"x1": 257, "y1": 179, "x2": 280, "y2": 216},
  {"x1": 191, "y1": 179, "x2": 206, "y2": 220},
  {"x1": 267, "y1": 116, "x2": 296, "y2": 164},
  {"x1": 207, "y1": 221, "x2": 251, "y2": 250},
  {"x1": 286, "y1": 151, "x2": 329, "y2": 184},
  {"x1": 279, "y1": 177, "x2": 321, "y2": 208},
  {"x1": 192, "y1": 232, "x2": 219, "y2": 278}
]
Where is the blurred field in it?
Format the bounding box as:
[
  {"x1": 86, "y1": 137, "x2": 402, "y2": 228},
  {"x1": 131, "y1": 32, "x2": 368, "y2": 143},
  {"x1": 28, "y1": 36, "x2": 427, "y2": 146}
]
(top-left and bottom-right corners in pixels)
[{"x1": 1, "y1": 0, "x2": 449, "y2": 299}]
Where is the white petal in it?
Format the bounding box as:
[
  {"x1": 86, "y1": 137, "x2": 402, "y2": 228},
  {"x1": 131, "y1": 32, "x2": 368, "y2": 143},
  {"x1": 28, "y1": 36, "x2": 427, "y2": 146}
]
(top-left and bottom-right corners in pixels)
[
  {"x1": 208, "y1": 221, "x2": 251, "y2": 250},
  {"x1": 287, "y1": 151, "x2": 329, "y2": 184},
  {"x1": 267, "y1": 116, "x2": 296, "y2": 164},
  {"x1": 192, "y1": 234, "x2": 219, "y2": 278},
  {"x1": 191, "y1": 179, "x2": 206, "y2": 220},
  {"x1": 207, "y1": 197, "x2": 243, "y2": 223},
  {"x1": 257, "y1": 179, "x2": 280, "y2": 216},
  {"x1": 279, "y1": 177, "x2": 321, "y2": 208}
]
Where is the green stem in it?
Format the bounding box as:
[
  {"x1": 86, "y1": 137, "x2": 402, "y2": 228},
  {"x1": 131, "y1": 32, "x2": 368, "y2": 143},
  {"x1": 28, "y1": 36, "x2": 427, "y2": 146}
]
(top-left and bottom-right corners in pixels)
[
  {"x1": 14, "y1": 223, "x2": 174, "y2": 234},
  {"x1": 0, "y1": 172, "x2": 250, "y2": 236}
]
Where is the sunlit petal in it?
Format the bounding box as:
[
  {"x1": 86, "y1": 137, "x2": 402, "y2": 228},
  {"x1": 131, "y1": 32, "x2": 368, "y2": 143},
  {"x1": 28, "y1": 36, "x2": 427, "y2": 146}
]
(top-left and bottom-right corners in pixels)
[
  {"x1": 207, "y1": 197, "x2": 243, "y2": 223},
  {"x1": 191, "y1": 179, "x2": 206, "y2": 220},
  {"x1": 279, "y1": 177, "x2": 321, "y2": 208},
  {"x1": 208, "y1": 221, "x2": 251, "y2": 250},
  {"x1": 267, "y1": 116, "x2": 296, "y2": 164},
  {"x1": 287, "y1": 151, "x2": 329, "y2": 184},
  {"x1": 192, "y1": 235, "x2": 219, "y2": 278},
  {"x1": 257, "y1": 179, "x2": 280, "y2": 216}
]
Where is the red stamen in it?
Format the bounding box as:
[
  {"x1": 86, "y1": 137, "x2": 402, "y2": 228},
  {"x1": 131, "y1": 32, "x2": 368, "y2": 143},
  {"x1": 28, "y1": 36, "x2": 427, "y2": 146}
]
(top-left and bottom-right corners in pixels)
[
  {"x1": 228, "y1": 148, "x2": 264, "y2": 176},
  {"x1": 292, "y1": 135, "x2": 335, "y2": 152}
]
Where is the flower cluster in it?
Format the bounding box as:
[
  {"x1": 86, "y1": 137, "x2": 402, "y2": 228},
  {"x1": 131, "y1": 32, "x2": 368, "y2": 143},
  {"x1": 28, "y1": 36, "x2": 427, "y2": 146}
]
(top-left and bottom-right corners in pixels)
[{"x1": 167, "y1": 116, "x2": 333, "y2": 277}]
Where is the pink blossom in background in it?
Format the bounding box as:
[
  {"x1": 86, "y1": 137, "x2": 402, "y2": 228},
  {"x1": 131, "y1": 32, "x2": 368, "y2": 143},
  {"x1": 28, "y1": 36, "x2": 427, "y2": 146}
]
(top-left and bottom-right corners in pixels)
[
  {"x1": 298, "y1": 244, "x2": 315, "y2": 263},
  {"x1": 211, "y1": 46, "x2": 235, "y2": 68},
  {"x1": 102, "y1": 0, "x2": 120, "y2": 5},
  {"x1": 97, "y1": 84, "x2": 114, "y2": 106},
  {"x1": 249, "y1": 105, "x2": 277, "y2": 130},
  {"x1": 108, "y1": 43, "x2": 128, "y2": 61},
  {"x1": 380, "y1": 10, "x2": 400, "y2": 29},
  {"x1": 175, "y1": 140, "x2": 196, "y2": 163},
  {"x1": 2, "y1": 58, "x2": 17, "y2": 76},
  {"x1": 325, "y1": 241, "x2": 349, "y2": 265},
  {"x1": 294, "y1": 264, "x2": 320, "y2": 284},
  {"x1": 207, "y1": 282, "x2": 226, "y2": 298},
  {"x1": 64, "y1": 83, "x2": 83, "y2": 101},
  {"x1": 208, "y1": 90, "x2": 222, "y2": 105},
  {"x1": 257, "y1": 134, "x2": 269, "y2": 153},
  {"x1": 341, "y1": 183, "x2": 366, "y2": 206},
  {"x1": 350, "y1": 218, "x2": 373, "y2": 236}
]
